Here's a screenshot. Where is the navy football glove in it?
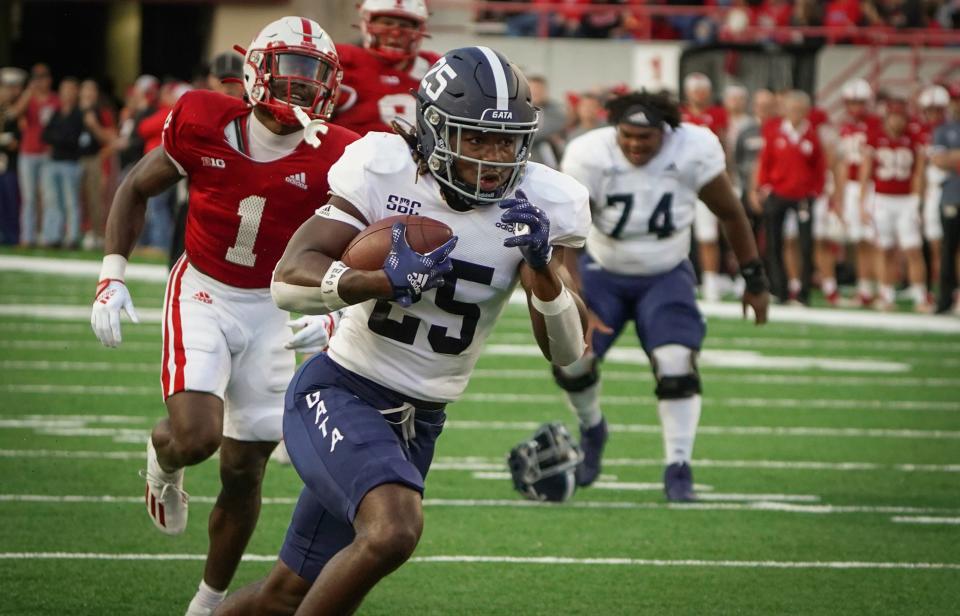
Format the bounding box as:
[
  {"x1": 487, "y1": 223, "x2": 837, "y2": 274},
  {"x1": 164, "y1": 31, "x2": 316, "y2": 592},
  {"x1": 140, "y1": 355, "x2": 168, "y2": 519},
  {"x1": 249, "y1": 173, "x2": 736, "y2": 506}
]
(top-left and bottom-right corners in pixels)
[
  {"x1": 383, "y1": 222, "x2": 458, "y2": 307},
  {"x1": 499, "y1": 189, "x2": 552, "y2": 270}
]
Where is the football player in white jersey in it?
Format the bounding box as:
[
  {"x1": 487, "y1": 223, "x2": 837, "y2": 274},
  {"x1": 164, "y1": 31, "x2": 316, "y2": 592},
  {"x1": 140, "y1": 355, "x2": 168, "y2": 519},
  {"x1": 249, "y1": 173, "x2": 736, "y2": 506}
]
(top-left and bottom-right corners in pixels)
[
  {"x1": 556, "y1": 91, "x2": 770, "y2": 502},
  {"x1": 216, "y1": 47, "x2": 590, "y2": 615}
]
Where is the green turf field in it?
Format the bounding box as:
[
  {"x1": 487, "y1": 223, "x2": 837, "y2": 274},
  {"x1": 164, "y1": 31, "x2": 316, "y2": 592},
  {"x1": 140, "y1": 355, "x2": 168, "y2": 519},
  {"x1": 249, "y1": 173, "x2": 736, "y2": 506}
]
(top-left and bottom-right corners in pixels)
[{"x1": 1, "y1": 255, "x2": 959, "y2": 615}]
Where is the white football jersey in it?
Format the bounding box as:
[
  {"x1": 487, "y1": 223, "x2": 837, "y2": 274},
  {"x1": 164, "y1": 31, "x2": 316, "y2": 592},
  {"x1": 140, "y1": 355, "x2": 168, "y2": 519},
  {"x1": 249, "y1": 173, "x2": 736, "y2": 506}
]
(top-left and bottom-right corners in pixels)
[
  {"x1": 561, "y1": 124, "x2": 725, "y2": 275},
  {"x1": 325, "y1": 132, "x2": 590, "y2": 403}
]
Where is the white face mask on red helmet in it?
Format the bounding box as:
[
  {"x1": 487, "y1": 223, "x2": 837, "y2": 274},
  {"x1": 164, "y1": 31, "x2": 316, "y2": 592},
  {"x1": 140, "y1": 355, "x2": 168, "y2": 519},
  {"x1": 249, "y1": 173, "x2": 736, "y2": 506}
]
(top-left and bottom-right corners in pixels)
[
  {"x1": 242, "y1": 16, "x2": 342, "y2": 126},
  {"x1": 359, "y1": 0, "x2": 429, "y2": 64}
]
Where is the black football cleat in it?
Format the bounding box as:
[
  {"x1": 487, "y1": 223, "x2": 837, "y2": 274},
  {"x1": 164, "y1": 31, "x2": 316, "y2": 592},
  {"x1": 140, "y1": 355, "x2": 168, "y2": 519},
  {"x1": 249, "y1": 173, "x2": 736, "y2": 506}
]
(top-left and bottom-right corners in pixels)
[
  {"x1": 663, "y1": 462, "x2": 697, "y2": 502},
  {"x1": 575, "y1": 418, "x2": 608, "y2": 487}
]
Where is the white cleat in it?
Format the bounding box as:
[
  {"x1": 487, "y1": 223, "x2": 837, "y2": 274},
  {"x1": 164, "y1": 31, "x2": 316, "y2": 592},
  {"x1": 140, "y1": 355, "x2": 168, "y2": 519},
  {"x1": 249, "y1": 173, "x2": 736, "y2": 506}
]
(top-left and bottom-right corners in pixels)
[
  {"x1": 141, "y1": 438, "x2": 189, "y2": 535},
  {"x1": 185, "y1": 602, "x2": 219, "y2": 616}
]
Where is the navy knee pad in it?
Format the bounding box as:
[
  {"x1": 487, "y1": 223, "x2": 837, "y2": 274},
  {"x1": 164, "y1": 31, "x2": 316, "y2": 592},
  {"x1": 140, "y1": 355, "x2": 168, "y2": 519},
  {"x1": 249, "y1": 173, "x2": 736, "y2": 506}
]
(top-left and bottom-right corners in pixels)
[{"x1": 551, "y1": 358, "x2": 599, "y2": 393}]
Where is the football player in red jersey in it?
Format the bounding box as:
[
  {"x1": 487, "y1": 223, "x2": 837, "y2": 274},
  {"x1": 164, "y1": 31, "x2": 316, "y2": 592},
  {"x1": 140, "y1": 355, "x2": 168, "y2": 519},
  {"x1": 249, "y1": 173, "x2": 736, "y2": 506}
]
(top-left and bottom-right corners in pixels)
[
  {"x1": 837, "y1": 78, "x2": 883, "y2": 305},
  {"x1": 680, "y1": 72, "x2": 728, "y2": 302},
  {"x1": 89, "y1": 17, "x2": 359, "y2": 615},
  {"x1": 859, "y1": 100, "x2": 930, "y2": 312},
  {"x1": 332, "y1": 0, "x2": 440, "y2": 136}
]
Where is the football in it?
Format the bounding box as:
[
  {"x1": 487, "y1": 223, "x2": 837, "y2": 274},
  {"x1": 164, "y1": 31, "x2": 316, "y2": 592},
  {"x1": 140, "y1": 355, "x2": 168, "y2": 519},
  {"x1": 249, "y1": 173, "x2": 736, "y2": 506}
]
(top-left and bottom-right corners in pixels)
[{"x1": 340, "y1": 215, "x2": 454, "y2": 270}]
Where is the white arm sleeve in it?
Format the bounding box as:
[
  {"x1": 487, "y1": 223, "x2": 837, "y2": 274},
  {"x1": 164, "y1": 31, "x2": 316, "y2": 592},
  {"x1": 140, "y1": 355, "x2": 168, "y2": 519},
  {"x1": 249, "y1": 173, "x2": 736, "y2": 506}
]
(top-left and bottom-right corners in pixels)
[{"x1": 532, "y1": 284, "x2": 586, "y2": 367}]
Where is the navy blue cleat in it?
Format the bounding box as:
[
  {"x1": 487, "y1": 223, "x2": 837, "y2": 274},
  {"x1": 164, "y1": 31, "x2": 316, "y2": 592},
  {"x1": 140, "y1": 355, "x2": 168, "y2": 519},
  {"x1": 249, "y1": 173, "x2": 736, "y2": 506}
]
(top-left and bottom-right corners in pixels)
[
  {"x1": 663, "y1": 462, "x2": 696, "y2": 502},
  {"x1": 575, "y1": 419, "x2": 608, "y2": 487}
]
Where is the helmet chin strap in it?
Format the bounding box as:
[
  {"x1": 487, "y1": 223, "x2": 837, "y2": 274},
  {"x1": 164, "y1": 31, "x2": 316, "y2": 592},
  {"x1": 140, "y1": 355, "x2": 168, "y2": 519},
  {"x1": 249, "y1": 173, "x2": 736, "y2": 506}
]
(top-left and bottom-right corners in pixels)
[{"x1": 293, "y1": 106, "x2": 328, "y2": 148}]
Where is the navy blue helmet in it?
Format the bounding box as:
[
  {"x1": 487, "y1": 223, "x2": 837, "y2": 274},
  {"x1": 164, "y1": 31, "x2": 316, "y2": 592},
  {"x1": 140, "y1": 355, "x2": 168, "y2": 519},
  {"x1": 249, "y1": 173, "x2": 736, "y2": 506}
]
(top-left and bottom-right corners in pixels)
[
  {"x1": 415, "y1": 46, "x2": 540, "y2": 208},
  {"x1": 508, "y1": 422, "x2": 582, "y2": 503}
]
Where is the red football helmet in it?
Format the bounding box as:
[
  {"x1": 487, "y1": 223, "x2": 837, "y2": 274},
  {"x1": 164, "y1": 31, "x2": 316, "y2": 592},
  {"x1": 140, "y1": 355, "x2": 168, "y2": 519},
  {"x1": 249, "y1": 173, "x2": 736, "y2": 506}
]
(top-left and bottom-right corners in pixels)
[
  {"x1": 241, "y1": 16, "x2": 342, "y2": 126},
  {"x1": 359, "y1": 0, "x2": 429, "y2": 64}
]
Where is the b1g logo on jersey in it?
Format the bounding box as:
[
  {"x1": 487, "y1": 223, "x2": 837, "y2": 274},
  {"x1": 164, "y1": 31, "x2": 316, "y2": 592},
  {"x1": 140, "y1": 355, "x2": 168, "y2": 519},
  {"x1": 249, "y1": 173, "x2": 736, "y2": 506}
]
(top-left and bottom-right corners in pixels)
[
  {"x1": 386, "y1": 195, "x2": 421, "y2": 215},
  {"x1": 201, "y1": 156, "x2": 226, "y2": 169}
]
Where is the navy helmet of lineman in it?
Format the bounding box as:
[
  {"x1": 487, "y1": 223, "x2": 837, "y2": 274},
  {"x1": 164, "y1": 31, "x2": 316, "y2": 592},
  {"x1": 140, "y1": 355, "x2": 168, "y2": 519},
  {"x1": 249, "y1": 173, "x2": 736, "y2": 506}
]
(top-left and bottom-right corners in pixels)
[{"x1": 412, "y1": 46, "x2": 541, "y2": 209}]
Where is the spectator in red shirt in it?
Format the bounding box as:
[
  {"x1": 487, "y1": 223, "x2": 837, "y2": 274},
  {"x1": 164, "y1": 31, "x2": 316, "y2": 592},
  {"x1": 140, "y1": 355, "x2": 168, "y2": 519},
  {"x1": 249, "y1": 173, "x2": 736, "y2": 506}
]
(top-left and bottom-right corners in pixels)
[
  {"x1": 8, "y1": 63, "x2": 58, "y2": 247},
  {"x1": 137, "y1": 82, "x2": 191, "y2": 254},
  {"x1": 757, "y1": 90, "x2": 826, "y2": 304}
]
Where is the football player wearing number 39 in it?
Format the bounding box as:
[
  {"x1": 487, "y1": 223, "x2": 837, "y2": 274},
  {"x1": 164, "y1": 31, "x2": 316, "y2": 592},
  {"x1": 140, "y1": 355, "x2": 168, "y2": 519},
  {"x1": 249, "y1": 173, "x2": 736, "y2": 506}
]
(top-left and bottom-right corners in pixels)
[
  {"x1": 557, "y1": 91, "x2": 770, "y2": 502},
  {"x1": 216, "y1": 46, "x2": 590, "y2": 615},
  {"x1": 89, "y1": 17, "x2": 357, "y2": 616}
]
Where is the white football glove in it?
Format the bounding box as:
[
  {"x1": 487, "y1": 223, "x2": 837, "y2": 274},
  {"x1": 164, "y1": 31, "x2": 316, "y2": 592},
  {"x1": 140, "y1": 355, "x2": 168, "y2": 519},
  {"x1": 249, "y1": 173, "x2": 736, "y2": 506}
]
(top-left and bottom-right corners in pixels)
[
  {"x1": 91, "y1": 279, "x2": 140, "y2": 348},
  {"x1": 285, "y1": 310, "x2": 343, "y2": 354}
]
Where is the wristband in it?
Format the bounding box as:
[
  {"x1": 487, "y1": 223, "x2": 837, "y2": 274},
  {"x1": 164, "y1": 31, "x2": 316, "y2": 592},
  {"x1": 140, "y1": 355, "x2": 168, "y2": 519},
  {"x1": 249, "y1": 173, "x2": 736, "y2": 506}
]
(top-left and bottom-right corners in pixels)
[
  {"x1": 739, "y1": 259, "x2": 769, "y2": 295},
  {"x1": 319, "y1": 260, "x2": 350, "y2": 310},
  {"x1": 99, "y1": 254, "x2": 128, "y2": 282},
  {"x1": 531, "y1": 283, "x2": 574, "y2": 316}
]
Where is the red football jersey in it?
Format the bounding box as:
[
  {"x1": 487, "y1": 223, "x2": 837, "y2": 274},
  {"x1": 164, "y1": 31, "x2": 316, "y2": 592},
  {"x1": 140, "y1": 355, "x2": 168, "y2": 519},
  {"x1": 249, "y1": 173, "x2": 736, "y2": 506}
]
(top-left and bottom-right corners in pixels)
[
  {"x1": 680, "y1": 105, "x2": 727, "y2": 137},
  {"x1": 162, "y1": 90, "x2": 359, "y2": 288},
  {"x1": 868, "y1": 127, "x2": 918, "y2": 195},
  {"x1": 333, "y1": 44, "x2": 441, "y2": 136},
  {"x1": 838, "y1": 114, "x2": 881, "y2": 181}
]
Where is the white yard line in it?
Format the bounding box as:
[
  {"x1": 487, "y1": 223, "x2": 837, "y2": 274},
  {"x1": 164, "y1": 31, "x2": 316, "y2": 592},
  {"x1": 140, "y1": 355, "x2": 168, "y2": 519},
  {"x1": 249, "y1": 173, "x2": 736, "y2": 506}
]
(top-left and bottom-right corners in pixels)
[
  {"x1": 470, "y1": 369, "x2": 960, "y2": 388},
  {"x1": 469, "y1": 473, "x2": 818, "y2": 502},
  {"x1": 1, "y1": 362, "x2": 953, "y2": 387},
  {"x1": 458, "y1": 392, "x2": 957, "y2": 412},
  {"x1": 432, "y1": 456, "x2": 960, "y2": 473},
  {"x1": 891, "y1": 516, "x2": 960, "y2": 525},
  {"x1": 486, "y1": 333, "x2": 960, "y2": 353},
  {"x1": 0, "y1": 551, "x2": 956, "y2": 570},
  {"x1": 0, "y1": 360, "x2": 156, "y2": 372},
  {"x1": 5, "y1": 383, "x2": 952, "y2": 411},
  {"x1": 2, "y1": 250, "x2": 958, "y2": 334},
  {"x1": 1, "y1": 448, "x2": 956, "y2": 473},
  {"x1": 0, "y1": 329, "x2": 916, "y2": 374},
  {"x1": 0, "y1": 255, "x2": 170, "y2": 282},
  {"x1": 1, "y1": 494, "x2": 958, "y2": 517},
  {"x1": 446, "y1": 420, "x2": 960, "y2": 440},
  {"x1": 483, "y1": 345, "x2": 910, "y2": 373},
  {"x1": 4, "y1": 415, "x2": 958, "y2": 442},
  {"x1": 0, "y1": 340, "x2": 157, "y2": 351},
  {"x1": 0, "y1": 305, "x2": 165, "y2": 322}
]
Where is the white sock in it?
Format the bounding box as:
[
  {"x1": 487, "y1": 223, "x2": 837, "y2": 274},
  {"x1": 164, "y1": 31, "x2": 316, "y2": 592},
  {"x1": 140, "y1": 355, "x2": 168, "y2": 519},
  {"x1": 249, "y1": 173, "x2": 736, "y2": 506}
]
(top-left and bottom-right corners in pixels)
[
  {"x1": 822, "y1": 277, "x2": 837, "y2": 297},
  {"x1": 909, "y1": 284, "x2": 927, "y2": 304},
  {"x1": 879, "y1": 285, "x2": 896, "y2": 305},
  {"x1": 564, "y1": 383, "x2": 603, "y2": 429},
  {"x1": 701, "y1": 272, "x2": 720, "y2": 301},
  {"x1": 657, "y1": 396, "x2": 701, "y2": 465},
  {"x1": 857, "y1": 279, "x2": 874, "y2": 298},
  {"x1": 787, "y1": 278, "x2": 801, "y2": 297},
  {"x1": 187, "y1": 580, "x2": 226, "y2": 613}
]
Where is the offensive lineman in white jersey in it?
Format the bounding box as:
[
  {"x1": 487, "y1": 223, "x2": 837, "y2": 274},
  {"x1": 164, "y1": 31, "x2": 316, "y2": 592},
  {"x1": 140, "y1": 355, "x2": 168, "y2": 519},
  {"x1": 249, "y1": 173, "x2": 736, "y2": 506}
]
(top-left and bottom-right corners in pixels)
[
  {"x1": 216, "y1": 47, "x2": 590, "y2": 615},
  {"x1": 556, "y1": 91, "x2": 770, "y2": 502}
]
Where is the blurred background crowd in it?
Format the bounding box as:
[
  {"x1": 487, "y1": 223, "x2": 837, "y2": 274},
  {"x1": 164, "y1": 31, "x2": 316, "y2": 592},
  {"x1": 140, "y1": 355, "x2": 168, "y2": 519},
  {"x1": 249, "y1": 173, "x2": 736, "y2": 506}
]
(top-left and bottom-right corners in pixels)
[
  {"x1": 1, "y1": 0, "x2": 959, "y2": 312},
  {"x1": 480, "y1": 0, "x2": 960, "y2": 42}
]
